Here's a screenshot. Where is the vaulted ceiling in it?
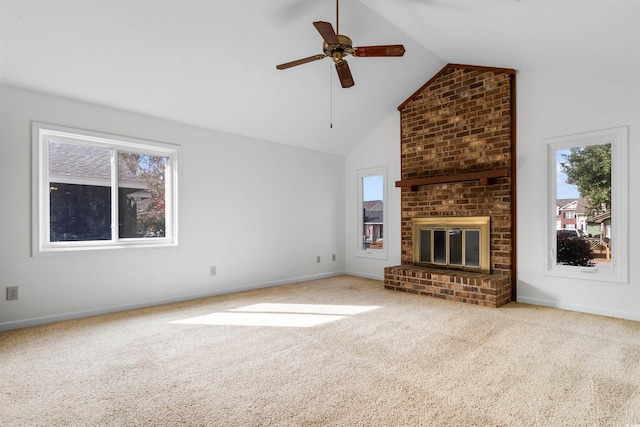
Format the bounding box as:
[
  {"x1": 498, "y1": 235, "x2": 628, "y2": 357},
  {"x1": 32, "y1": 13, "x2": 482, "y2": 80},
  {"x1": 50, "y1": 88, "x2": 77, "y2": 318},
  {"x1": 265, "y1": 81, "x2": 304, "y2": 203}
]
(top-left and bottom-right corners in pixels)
[{"x1": 1, "y1": 0, "x2": 638, "y2": 155}]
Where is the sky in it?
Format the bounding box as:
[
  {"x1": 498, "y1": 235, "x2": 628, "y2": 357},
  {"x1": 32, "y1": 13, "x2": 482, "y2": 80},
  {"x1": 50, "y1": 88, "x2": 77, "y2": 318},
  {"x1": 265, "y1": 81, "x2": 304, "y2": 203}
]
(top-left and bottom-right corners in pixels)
[
  {"x1": 363, "y1": 175, "x2": 383, "y2": 201},
  {"x1": 556, "y1": 149, "x2": 580, "y2": 199}
]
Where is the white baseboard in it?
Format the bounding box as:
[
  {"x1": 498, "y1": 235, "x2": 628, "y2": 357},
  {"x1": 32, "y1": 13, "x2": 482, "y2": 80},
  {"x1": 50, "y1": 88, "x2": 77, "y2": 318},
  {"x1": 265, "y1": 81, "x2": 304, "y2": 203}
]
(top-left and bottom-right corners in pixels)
[
  {"x1": 344, "y1": 270, "x2": 385, "y2": 282},
  {"x1": 0, "y1": 271, "x2": 348, "y2": 331},
  {"x1": 517, "y1": 296, "x2": 640, "y2": 322}
]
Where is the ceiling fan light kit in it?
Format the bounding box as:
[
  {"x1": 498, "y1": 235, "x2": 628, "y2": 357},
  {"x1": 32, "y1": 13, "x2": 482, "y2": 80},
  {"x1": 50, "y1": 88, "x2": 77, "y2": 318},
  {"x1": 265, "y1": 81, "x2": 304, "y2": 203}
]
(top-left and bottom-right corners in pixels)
[{"x1": 276, "y1": 2, "x2": 405, "y2": 89}]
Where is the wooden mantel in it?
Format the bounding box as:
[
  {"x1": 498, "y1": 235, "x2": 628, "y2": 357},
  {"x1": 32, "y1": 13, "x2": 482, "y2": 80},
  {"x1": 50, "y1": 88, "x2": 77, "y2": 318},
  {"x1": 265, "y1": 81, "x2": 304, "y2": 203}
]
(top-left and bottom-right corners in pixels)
[{"x1": 395, "y1": 168, "x2": 510, "y2": 191}]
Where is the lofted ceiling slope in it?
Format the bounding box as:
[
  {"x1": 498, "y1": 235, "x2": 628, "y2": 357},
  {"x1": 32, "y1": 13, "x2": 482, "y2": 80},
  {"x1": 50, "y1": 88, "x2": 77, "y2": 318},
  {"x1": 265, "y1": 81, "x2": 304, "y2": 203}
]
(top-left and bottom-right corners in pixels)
[{"x1": 1, "y1": 0, "x2": 638, "y2": 156}]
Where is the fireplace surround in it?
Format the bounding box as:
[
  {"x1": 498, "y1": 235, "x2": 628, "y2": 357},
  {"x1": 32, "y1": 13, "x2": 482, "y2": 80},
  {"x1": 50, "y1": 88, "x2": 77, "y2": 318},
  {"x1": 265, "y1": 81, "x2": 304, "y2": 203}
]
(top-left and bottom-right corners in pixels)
[{"x1": 384, "y1": 64, "x2": 516, "y2": 308}]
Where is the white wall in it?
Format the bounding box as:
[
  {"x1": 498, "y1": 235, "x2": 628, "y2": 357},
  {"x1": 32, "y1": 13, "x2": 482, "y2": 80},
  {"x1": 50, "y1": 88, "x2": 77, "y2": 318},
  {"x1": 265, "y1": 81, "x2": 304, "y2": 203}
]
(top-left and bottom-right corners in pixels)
[
  {"x1": 516, "y1": 72, "x2": 640, "y2": 321},
  {"x1": 344, "y1": 113, "x2": 402, "y2": 280},
  {"x1": 0, "y1": 85, "x2": 345, "y2": 330}
]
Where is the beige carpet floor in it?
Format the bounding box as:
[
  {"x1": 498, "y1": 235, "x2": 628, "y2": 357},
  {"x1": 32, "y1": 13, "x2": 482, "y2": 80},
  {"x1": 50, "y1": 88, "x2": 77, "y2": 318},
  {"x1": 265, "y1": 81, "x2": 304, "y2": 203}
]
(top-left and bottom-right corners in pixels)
[{"x1": 1, "y1": 275, "x2": 639, "y2": 426}]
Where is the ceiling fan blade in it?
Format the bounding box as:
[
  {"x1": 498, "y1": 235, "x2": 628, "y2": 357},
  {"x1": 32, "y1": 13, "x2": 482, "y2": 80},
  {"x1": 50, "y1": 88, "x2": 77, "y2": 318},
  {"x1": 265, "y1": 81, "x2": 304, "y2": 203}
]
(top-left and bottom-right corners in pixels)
[
  {"x1": 352, "y1": 45, "x2": 406, "y2": 57},
  {"x1": 335, "y1": 60, "x2": 354, "y2": 88},
  {"x1": 276, "y1": 54, "x2": 327, "y2": 70},
  {"x1": 313, "y1": 21, "x2": 340, "y2": 46}
]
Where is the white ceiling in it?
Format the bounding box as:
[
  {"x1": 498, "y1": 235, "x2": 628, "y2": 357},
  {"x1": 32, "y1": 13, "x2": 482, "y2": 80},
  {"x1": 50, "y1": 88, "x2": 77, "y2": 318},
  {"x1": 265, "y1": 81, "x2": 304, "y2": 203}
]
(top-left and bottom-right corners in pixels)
[{"x1": 1, "y1": 0, "x2": 638, "y2": 155}]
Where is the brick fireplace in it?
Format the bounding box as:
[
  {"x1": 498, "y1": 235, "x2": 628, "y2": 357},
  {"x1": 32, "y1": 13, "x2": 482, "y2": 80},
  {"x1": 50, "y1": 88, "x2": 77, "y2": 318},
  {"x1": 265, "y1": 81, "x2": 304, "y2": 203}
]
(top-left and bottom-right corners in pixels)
[{"x1": 384, "y1": 64, "x2": 516, "y2": 308}]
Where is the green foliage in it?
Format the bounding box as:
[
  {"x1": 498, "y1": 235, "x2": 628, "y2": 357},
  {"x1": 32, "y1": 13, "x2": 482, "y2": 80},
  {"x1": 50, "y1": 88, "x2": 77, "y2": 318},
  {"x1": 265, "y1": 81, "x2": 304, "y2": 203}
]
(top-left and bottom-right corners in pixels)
[
  {"x1": 556, "y1": 234, "x2": 595, "y2": 267},
  {"x1": 120, "y1": 153, "x2": 166, "y2": 237},
  {"x1": 560, "y1": 144, "x2": 611, "y2": 216}
]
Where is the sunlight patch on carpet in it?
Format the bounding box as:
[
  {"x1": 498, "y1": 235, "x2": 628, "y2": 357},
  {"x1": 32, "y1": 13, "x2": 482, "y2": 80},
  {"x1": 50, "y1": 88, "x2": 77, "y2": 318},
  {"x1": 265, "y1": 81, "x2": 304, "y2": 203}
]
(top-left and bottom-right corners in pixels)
[
  {"x1": 172, "y1": 303, "x2": 381, "y2": 327},
  {"x1": 229, "y1": 303, "x2": 380, "y2": 315},
  {"x1": 172, "y1": 312, "x2": 345, "y2": 327}
]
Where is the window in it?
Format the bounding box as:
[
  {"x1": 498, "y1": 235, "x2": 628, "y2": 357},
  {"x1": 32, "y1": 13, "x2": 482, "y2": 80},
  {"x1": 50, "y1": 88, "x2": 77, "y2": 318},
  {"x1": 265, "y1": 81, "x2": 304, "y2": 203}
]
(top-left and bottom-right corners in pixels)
[
  {"x1": 546, "y1": 126, "x2": 628, "y2": 282},
  {"x1": 356, "y1": 167, "x2": 387, "y2": 259},
  {"x1": 33, "y1": 123, "x2": 179, "y2": 255}
]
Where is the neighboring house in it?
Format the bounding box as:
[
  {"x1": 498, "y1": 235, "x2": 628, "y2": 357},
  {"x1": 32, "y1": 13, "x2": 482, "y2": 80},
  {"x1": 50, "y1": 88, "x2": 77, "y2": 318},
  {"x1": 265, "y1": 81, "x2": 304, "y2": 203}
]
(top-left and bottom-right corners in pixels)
[
  {"x1": 363, "y1": 200, "x2": 383, "y2": 247},
  {"x1": 556, "y1": 198, "x2": 588, "y2": 234},
  {"x1": 49, "y1": 142, "x2": 155, "y2": 240},
  {"x1": 558, "y1": 197, "x2": 611, "y2": 243},
  {"x1": 587, "y1": 210, "x2": 611, "y2": 240}
]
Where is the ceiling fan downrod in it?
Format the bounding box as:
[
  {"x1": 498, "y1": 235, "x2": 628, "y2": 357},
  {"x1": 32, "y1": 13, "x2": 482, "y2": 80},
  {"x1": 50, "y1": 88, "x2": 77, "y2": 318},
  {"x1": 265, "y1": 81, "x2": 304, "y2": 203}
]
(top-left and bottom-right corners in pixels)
[{"x1": 336, "y1": 0, "x2": 339, "y2": 35}]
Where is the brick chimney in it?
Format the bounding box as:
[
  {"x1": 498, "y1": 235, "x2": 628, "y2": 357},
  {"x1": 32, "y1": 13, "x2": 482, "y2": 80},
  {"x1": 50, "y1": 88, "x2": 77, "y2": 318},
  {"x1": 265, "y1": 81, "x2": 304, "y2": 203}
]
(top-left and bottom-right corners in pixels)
[{"x1": 385, "y1": 64, "x2": 516, "y2": 308}]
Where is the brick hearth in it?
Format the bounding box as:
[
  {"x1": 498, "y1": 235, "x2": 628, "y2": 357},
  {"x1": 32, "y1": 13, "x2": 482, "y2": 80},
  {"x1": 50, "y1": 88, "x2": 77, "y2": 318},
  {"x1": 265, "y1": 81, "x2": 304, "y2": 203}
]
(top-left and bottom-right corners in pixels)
[{"x1": 384, "y1": 265, "x2": 511, "y2": 308}]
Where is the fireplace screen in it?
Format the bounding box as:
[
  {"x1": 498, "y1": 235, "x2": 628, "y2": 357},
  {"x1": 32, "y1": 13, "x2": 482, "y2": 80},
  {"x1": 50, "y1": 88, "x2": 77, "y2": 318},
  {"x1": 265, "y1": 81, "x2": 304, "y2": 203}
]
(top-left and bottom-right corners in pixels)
[{"x1": 413, "y1": 217, "x2": 490, "y2": 273}]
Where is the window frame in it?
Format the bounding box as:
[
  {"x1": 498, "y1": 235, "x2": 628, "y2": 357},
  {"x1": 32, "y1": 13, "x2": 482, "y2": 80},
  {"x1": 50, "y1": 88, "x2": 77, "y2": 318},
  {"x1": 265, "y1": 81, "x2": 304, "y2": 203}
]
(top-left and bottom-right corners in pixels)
[
  {"x1": 32, "y1": 122, "x2": 179, "y2": 256},
  {"x1": 356, "y1": 166, "x2": 388, "y2": 260},
  {"x1": 545, "y1": 126, "x2": 628, "y2": 283}
]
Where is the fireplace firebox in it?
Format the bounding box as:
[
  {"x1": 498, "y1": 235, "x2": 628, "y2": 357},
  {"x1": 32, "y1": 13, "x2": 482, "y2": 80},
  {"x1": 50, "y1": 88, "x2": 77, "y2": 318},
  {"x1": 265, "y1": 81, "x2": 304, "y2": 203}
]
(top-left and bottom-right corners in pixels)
[{"x1": 413, "y1": 216, "x2": 490, "y2": 273}]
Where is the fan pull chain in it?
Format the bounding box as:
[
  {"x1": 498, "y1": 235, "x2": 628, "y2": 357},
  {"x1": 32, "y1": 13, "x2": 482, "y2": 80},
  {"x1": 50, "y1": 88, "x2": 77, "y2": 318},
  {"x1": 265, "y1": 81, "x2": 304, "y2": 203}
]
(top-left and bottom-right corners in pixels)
[
  {"x1": 330, "y1": 60, "x2": 334, "y2": 128},
  {"x1": 330, "y1": 0, "x2": 338, "y2": 129}
]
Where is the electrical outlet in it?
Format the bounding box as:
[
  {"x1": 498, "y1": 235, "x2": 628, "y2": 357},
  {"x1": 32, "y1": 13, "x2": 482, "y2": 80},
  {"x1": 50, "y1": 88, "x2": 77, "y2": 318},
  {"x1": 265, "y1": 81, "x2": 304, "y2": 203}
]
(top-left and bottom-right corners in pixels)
[
  {"x1": 6, "y1": 286, "x2": 18, "y2": 301},
  {"x1": 209, "y1": 266, "x2": 216, "y2": 276},
  {"x1": 316, "y1": 256, "x2": 321, "y2": 263},
  {"x1": 332, "y1": 254, "x2": 336, "y2": 262}
]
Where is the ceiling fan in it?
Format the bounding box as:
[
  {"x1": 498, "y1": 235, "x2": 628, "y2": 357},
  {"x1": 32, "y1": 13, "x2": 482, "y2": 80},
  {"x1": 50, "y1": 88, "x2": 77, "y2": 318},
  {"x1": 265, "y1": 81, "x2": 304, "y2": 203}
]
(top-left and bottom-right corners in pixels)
[{"x1": 275, "y1": 0, "x2": 405, "y2": 88}]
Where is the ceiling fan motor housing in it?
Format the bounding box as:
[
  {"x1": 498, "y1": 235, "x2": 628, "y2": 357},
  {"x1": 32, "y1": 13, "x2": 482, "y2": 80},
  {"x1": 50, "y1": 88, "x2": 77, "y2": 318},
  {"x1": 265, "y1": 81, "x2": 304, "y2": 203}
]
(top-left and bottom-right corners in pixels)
[{"x1": 323, "y1": 35, "x2": 353, "y2": 63}]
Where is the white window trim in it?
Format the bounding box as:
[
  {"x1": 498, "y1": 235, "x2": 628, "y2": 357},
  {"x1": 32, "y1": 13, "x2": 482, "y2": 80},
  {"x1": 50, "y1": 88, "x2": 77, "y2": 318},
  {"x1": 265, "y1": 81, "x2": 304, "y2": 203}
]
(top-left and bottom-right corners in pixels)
[
  {"x1": 356, "y1": 166, "x2": 388, "y2": 260},
  {"x1": 32, "y1": 122, "x2": 180, "y2": 256},
  {"x1": 545, "y1": 126, "x2": 628, "y2": 283}
]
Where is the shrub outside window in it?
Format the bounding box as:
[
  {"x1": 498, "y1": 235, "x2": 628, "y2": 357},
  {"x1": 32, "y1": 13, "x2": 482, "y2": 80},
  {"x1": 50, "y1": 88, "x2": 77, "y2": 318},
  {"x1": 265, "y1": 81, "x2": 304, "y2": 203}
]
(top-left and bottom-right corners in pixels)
[{"x1": 33, "y1": 123, "x2": 179, "y2": 255}]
